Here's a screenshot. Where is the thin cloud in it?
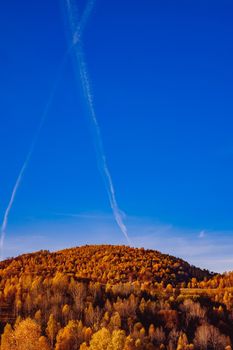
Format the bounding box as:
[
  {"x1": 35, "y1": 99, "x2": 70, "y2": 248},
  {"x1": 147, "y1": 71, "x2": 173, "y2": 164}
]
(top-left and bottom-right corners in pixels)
[
  {"x1": 0, "y1": 0, "x2": 96, "y2": 259},
  {"x1": 198, "y1": 230, "x2": 206, "y2": 238},
  {"x1": 3, "y1": 214, "x2": 233, "y2": 273}
]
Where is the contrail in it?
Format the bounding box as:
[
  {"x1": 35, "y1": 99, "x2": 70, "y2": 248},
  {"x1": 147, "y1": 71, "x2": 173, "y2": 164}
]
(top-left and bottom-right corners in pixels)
[
  {"x1": 0, "y1": 1, "x2": 95, "y2": 259},
  {"x1": 64, "y1": 0, "x2": 131, "y2": 245},
  {"x1": 0, "y1": 68, "x2": 62, "y2": 259}
]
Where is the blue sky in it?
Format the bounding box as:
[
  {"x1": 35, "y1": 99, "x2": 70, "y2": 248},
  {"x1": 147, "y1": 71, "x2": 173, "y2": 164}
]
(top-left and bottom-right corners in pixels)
[{"x1": 0, "y1": 0, "x2": 233, "y2": 271}]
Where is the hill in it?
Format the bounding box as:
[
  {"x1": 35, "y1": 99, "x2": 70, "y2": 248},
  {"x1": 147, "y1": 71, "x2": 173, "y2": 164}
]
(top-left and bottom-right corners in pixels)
[
  {"x1": 0, "y1": 245, "x2": 232, "y2": 350},
  {"x1": 0, "y1": 245, "x2": 213, "y2": 287}
]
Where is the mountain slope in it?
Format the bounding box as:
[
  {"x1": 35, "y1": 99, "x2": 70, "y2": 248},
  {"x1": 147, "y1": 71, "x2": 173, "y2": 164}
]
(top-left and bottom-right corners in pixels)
[{"x1": 0, "y1": 245, "x2": 213, "y2": 287}]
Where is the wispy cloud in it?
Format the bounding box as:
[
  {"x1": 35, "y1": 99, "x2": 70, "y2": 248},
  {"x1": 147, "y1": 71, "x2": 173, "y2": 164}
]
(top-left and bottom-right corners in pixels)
[
  {"x1": 3, "y1": 214, "x2": 233, "y2": 273},
  {"x1": 131, "y1": 225, "x2": 233, "y2": 273},
  {"x1": 198, "y1": 230, "x2": 206, "y2": 238},
  {"x1": 52, "y1": 211, "x2": 114, "y2": 220}
]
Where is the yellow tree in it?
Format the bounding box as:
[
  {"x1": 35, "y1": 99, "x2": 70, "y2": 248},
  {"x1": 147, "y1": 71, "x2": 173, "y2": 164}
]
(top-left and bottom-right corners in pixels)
[
  {"x1": 34, "y1": 310, "x2": 42, "y2": 325},
  {"x1": 46, "y1": 314, "x2": 61, "y2": 348},
  {"x1": 85, "y1": 303, "x2": 95, "y2": 327},
  {"x1": 55, "y1": 320, "x2": 80, "y2": 350},
  {"x1": 1, "y1": 324, "x2": 16, "y2": 350},
  {"x1": 39, "y1": 336, "x2": 51, "y2": 350},
  {"x1": 14, "y1": 318, "x2": 41, "y2": 350},
  {"x1": 148, "y1": 324, "x2": 156, "y2": 343},
  {"x1": 123, "y1": 336, "x2": 135, "y2": 350},
  {"x1": 111, "y1": 330, "x2": 126, "y2": 350},
  {"x1": 177, "y1": 332, "x2": 189, "y2": 350},
  {"x1": 83, "y1": 327, "x2": 93, "y2": 343},
  {"x1": 14, "y1": 316, "x2": 22, "y2": 328},
  {"x1": 62, "y1": 304, "x2": 70, "y2": 325},
  {"x1": 110, "y1": 312, "x2": 121, "y2": 330},
  {"x1": 80, "y1": 343, "x2": 89, "y2": 350},
  {"x1": 89, "y1": 328, "x2": 111, "y2": 350},
  {"x1": 15, "y1": 298, "x2": 22, "y2": 316}
]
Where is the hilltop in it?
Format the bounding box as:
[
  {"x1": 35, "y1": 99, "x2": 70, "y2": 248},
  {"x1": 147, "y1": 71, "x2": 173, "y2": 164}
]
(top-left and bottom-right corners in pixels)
[
  {"x1": 0, "y1": 245, "x2": 232, "y2": 350},
  {"x1": 0, "y1": 245, "x2": 213, "y2": 287}
]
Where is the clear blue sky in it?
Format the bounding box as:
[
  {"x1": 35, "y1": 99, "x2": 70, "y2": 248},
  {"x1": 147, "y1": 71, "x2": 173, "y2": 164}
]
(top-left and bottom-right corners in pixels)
[{"x1": 0, "y1": 0, "x2": 233, "y2": 271}]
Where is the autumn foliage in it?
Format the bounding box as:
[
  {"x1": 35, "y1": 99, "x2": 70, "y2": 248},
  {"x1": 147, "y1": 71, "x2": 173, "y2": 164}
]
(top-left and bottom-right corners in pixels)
[{"x1": 0, "y1": 245, "x2": 232, "y2": 349}]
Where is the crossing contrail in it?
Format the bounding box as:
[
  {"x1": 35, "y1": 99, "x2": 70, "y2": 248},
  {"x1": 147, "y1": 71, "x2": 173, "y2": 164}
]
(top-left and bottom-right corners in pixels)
[
  {"x1": 64, "y1": 0, "x2": 131, "y2": 245},
  {"x1": 0, "y1": 1, "x2": 95, "y2": 259}
]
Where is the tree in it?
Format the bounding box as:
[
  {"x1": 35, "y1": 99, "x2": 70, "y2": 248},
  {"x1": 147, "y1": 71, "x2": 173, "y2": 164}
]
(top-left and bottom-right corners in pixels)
[
  {"x1": 15, "y1": 316, "x2": 22, "y2": 328},
  {"x1": 52, "y1": 273, "x2": 68, "y2": 294},
  {"x1": 24, "y1": 294, "x2": 32, "y2": 314},
  {"x1": 83, "y1": 327, "x2": 93, "y2": 343},
  {"x1": 177, "y1": 332, "x2": 189, "y2": 350},
  {"x1": 39, "y1": 336, "x2": 51, "y2": 350},
  {"x1": 62, "y1": 304, "x2": 70, "y2": 325},
  {"x1": 46, "y1": 314, "x2": 61, "y2": 348},
  {"x1": 194, "y1": 323, "x2": 229, "y2": 350},
  {"x1": 111, "y1": 330, "x2": 126, "y2": 350},
  {"x1": 80, "y1": 343, "x2": 89, "y2": 350},
  {"x1": 55, "y1": 320, "x2": 81, "y2": 350},
  {"x1": 110, "y1": 312, "x2": 121, "y2": 330},
  {"x1": 85, "y1": 303, "x2": 95, "y2": 327},
  {"x1": 89, "y1": 328, "x2": 111, "y2": 350},
  {"x1": 35, "y1": 310, "x2": 42, "y2": 325},
  {"x1": 124, "y1": 335, "x2": 135, "y2": 350},
  {"x1": 180, "y1": 300, "x2": 205, "y2": 327},
  {"x1": 1, "y1": 324, "x2": 16, "y2": 350},
  {"x1": 166, "y1": 284, "x2": 173, "y2": 294},
  {"x1": 14, "y1": 318, "x2": 41, "y2": 350},
  {"x1": 69, "y1": 281, "x2": 86, "y2": 316},
  {"x1": 168, "y1": 329, "x2": 179, "y2": 350},
  {"x1": 148, "y1": 324, "x2": 156, "y2": 343},
  {"x1": 154, "y1": 327, "x2": 165, "y2": 346},
  {"x1": 15, "y1": 298, "x2": 22, "y2": 316}
]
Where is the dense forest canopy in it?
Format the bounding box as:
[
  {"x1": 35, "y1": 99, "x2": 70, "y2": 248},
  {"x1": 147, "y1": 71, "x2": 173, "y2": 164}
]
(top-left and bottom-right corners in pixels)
[{"x1": 0, "y1": 245, "x2": 232, "y2": 350}]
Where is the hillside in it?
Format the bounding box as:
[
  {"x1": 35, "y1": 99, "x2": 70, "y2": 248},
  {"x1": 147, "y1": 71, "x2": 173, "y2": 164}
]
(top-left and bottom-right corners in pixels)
[
  {"x1": 0, "y1": 245, "x2": 213, "y2": 287},
  {"x1": 0, "y1": 245, "x2": 232, "y2": 350}
]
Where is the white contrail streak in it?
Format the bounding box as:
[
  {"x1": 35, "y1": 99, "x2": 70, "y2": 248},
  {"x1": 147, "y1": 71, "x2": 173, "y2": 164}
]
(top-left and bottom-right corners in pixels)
[
  {"x1": 65, "y1": 0, "x2": 131, "y2": 245},
  {"x1": 0, "y1": 62, "x2": 65, "y2": 259},
  {"x1": 0, "y1": 1, "x2": 95, "y2": 259}
]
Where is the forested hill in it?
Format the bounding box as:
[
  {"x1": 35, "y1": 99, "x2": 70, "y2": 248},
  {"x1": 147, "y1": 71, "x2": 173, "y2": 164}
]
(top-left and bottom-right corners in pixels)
[
  {"x1": 0, "y1": 245, "x2": 233, "y2": 349},
  {"x1": 0, "y1": 245, "x2": 213, "y2": 287}
]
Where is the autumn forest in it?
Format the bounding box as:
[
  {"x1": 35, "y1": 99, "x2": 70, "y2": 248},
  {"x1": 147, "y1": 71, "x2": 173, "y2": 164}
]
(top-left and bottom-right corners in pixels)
[{"x1": 0, "y1": 245, "x2": 232, "y2": 350}]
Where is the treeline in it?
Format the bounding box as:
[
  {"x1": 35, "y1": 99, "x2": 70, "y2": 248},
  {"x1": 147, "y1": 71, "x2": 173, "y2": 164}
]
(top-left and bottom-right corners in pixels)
[
  {"x1": 0, "y1": 245, "x2": 232, "y2": 350},
  {"x1": 0, "y1": 245, "x2": 213, "y2": 287}
]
